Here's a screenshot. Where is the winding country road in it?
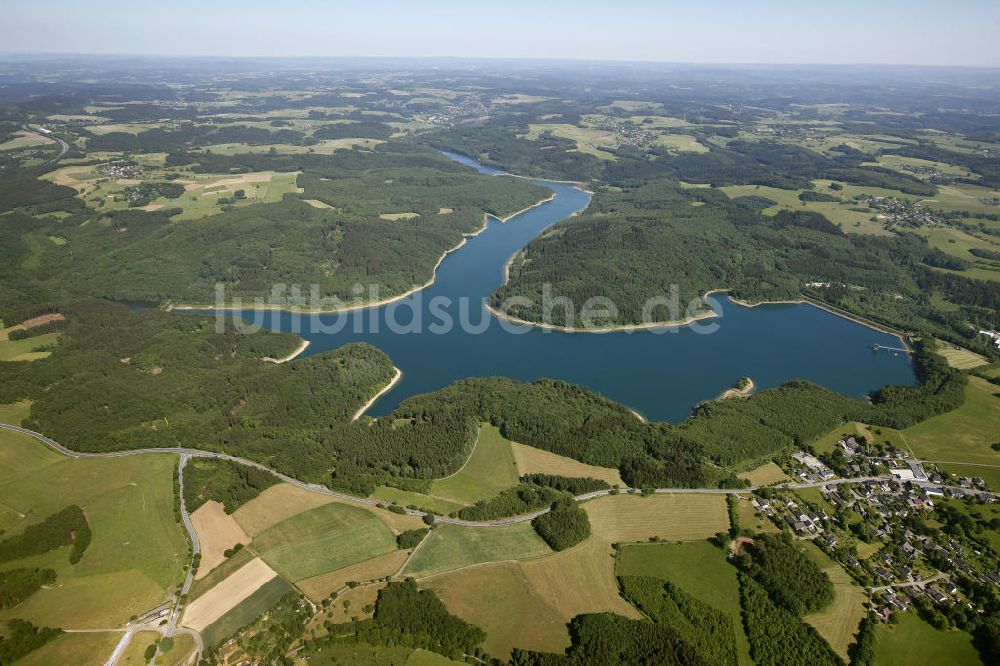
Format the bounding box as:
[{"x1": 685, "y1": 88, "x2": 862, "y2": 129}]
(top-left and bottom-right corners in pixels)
[
  {"x1": 21, "y1": 124, "x2": 69, "y2": 163},
  {"x1": 2, "y1": 422, "x2": 994, "y2": 529}
]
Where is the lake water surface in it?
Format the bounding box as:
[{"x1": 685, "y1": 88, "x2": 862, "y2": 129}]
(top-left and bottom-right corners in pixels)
[{"x1": 206, "y1": 151, "x2": 917, "y2": 422}]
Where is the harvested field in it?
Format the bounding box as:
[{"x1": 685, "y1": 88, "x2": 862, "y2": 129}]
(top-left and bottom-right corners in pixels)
[
  {"x1": 181, "y1": 557, "x2": 278, "y2": 632},
  {"x1": 379, "y1": 212, "x2": 421, "y2": 220},
  {"x1": 425, "y1": 538, "x2": 637, "y2": 659},
  {"x1": 297, "y1": 550, "x2": 410, "y2": 602},
  {"x1": 190, "y1": 500, "x2": 251, "y2": 579},
  {"x1": 802, "y1": 542, "x2": 868, "y2": 660},
  {"x1": 738, "y1": 461, "x2": 791, "y2": 486},
  {"x1": 584, "y1": 493, "x2": 728, "y2": 543},
  {"x1": 511, "y1": 442, "x2": 623, "y2": 486},
  {"x1": 232, "y1": 483, "x2": 335, "y2": 537},
  {"x1": 21, "y1": 313, "x2": 65, "y2": 329}
]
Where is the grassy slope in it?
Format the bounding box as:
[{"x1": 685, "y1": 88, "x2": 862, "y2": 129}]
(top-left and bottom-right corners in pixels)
[
  {"x1": 801, "y1": 541, "x2": 868, "y2": 660},
  {"x1": 903, "y1": 377, "x2": 1000, "y2": 466},
  {"x1": 0, "y1": 430, "x2": 187, "y2": 627},
  {"x1": 251, "y1": 502, "x2": 397, "y2": 581},
  {"x1": 402, "y1": 523, "x2": 550, "y2": 578},
  {"x1": 429, "y1": 424, "x2": 520, "y2": 504},
  {"x1": 16, "y1": 631, "x2": 122, "y2": 666},
  {"x1": 874, "y1": 613, "x2": 981, "y2": 666},
  {"x1": 616, "y1": 541, "x2": 752, "y2": 666}
]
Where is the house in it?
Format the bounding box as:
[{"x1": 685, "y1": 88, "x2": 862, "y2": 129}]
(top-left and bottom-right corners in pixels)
[{"x1": 927, "y1": 588, "x2": 949, "y2": 604}]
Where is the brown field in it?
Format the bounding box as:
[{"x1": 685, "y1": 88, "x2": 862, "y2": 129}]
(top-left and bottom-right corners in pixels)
[
  {"x1": 738, "y1": 462, "x2": 791, "y2": 486},
  {"x1": 424, "y1": 538, "x2": 637, "y2": 659},
  {"x1": 191, "y1": 500, "x2": 251, "y2": 579},
  {"x1": 181, "y1": 557, "x2": 278, "y2": 632},
  {"x1": 511, "y1": 442, "x2": 624, "y2": 486},
  {"x1": 379, "y1": 212, "x2": 421, "y2": 220},
  {"x1": 21, "y1": 313, "x2": 65, "y2": 329},
  {"x1": 584, "y1": 493, "x2": 728, "y2": 543},
  {"x1": 325, "y1": 584, "x2": 384, "y2": 625},
  {"x1": 296, "y1": 550, "x2": 410, "y2": 602}
]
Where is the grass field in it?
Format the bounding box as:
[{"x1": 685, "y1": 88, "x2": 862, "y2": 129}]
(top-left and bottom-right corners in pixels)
[
  {"x1": 801, "y1": 541, "x2": 868, "y2": 660},
  {"x1": 424, "y1": 561, "x2": 571, "y2": 658},
  {"x1": 874, "y1": 612, "x2": 981, "y2": 666},
  {"x1": 0, "y1": 324, "x2": 60, "y2": 362},
  {"x1": 42, "y1": 164, "x2": 301, "y2": 222},
  {"x1": 719, "y1": 183, "x2": 892, "y2": 236},
  {"x1": 616, "y1": 540, "x2": 752, "y2": 666},
  {"x1": 0, "y1": 431, "x2": 187, "y2": 627},
  {"x1": 402, "y1": 523, "x2": 551, "y2": 578},
  {"x1": 252, "y1": 502, "x2": 398, "y2": 581},
  {"x1": 934, "y1": 343, "x2": 990, "y2": 369},
  {"x1": 297, "y1": 549, "x2": 410, "y2": 602},
  {"x1": 903, "y1": 377, "x2": 1000, "y2": 469},
  {"x1": 738, "y1": 461, "x2": 791, "y2": 486},
  {"x1": 369, "y1": 486, "x2": 465, "y2": 516},
  {"x1": 429, "y1": 424, "x2": 520, "y2": 504},
  {"x1": 584, "y1": 493, "x2": 729, "y2": 543},
  {"x1": 233, "y1": 483, "x2": 337, "y2": 537},
  {"x1": 810, "y1": 421, "x2": 908, "y2": 455},
  {"x1": 200, "y1": 575, "x2": 292, "y2": 649},
  {"x1": 118, "y1": 630, "x2": 160, "y2": 665},
  {"x1": 654, "y1": 133, "x2": 708, "y2": 153},
  {"x1": 511, "y1": 442, "x2": 624, "y2": 486},
  {"x1": 425, "y1": 537, "x2": 637, "y2": 659},
  {"x1": 16, "y1": 631, "x2": 121, "y2": 666},
  {"x1": 524, "y1": 123, "x2": 618, "y2": 160}
]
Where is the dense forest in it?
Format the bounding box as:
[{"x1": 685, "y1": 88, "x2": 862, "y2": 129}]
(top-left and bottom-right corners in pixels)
[
  {"x1": 530, "y1": 499, "x2": 591, "y2": 550},
  {"x1": 183, "y1": 458, "x2": 278, "y2": 513},
  {"x1": 734, "y1": 533, "x2": 834, "y2": 616}
]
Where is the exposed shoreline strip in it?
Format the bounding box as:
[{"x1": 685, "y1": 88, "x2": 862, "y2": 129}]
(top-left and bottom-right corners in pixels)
[
  {"x1": 352, "y1": 366, "x2": 403, "y2": 421},
  {"x1": 262, "y1": 339, "x2": 310, "y2": 364}
]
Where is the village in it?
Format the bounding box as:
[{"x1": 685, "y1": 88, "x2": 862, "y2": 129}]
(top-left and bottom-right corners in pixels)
[{"x1": 743, "y1": 435, "x2": 998, "y2": 627}]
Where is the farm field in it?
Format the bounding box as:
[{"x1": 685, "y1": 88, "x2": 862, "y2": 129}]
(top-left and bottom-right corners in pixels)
[
  {"x1": 297, "y1": 549, "x2": 409, "y2": 602},
  {"x1": 873, "y1": 612, "x2": 981, "y2": 666},
  {"x1": 402, "y1": 522, "x2": 550, "y2": 578},
  {"x1": 429, "y1": 424, "x2": 520, "y2": 504},
  {"x1": 903, "y1": 377, "x2": 1000, "y2": 467},
  {"x1": 425, "y1": 537, "x2": 637, "y2": 659},
  {"x1": 251, "y1": 502, "x2": 398, "y2": 581},
  {"x1": 616, "y1": 540, "x2": 751, "y2": 665},
  {"x1": 511, "y1": 441, "x2": 624, "y2": 486},
  {"x1": 232, "y1": 483, "x2": 337, "y2": 537},
  {"x1": 738, "y1": 461, "x2": 791, "y2": 486},
  {"x1": 118, "y1": 631, "x2": 161, "y2": 666},
  {"x1": 0, "y1": 324, "x2": 60, "y2": 362},
  {"x1": 934, "y1": 342, "x2": 990, "y2": 369},
  {"x1": 0, "y1": 433, "x2": 187, "y2": 627},
  {"x1": 200, "y1": 575, "x2": 292, "y2": 649},
  {"x1": 181, "y1": 556, "x2": 279, "y2": 632},
  {"x1": 188, "y1": 547, "x2": 255, "y2": 602},
  {"x1": 718, "y1": 183, "x2": 892, "y2": 236},
  {"x1": 15, "y1": 631, "x2": 121, "y2": 666},
  {"x1": 583, "y1": 493, "x2": 728, "y2": 543},
  {"x1": 190, "y1": 500, "x2": 251, "y2": 579},
  {"x1": 801, "y1": 541, "x2": 868, "y2": 660},
  {"x1": 524, "y1": 123, "x2": 618, "y2": 160},
  {"x1": 0, "y1": 389, "x2": 44, "y2": 418}
]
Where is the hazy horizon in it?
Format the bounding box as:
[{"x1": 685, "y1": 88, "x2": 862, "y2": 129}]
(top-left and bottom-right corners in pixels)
[{"x1": 4, "y1": 0, "x2": 1000, "y2": 68}]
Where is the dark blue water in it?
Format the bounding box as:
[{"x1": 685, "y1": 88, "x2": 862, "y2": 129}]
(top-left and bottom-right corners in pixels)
[{"x1": 200, "y1": 151, "x2": 916, "y2": 423}]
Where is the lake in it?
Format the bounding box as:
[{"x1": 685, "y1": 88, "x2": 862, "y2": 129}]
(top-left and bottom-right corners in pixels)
[{"x1": 205, "y1": 151, "x2": 917, "y2": 423}]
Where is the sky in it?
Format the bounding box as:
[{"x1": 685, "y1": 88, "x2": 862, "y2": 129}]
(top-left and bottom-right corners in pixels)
[{"x1": 4, "y1": 0, "x2": 1000, "y2": 67}]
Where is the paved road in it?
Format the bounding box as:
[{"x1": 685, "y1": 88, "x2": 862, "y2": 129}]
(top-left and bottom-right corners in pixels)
[
  {"x1": 21, "y1": 124, "x2": 69, "y2": 163},
  {"x1": 2, "y1": 422, "x2": 995, "y2": 530},
  {"x1": 870, "y1": 572, "x2": 947, "y2": 593}
]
